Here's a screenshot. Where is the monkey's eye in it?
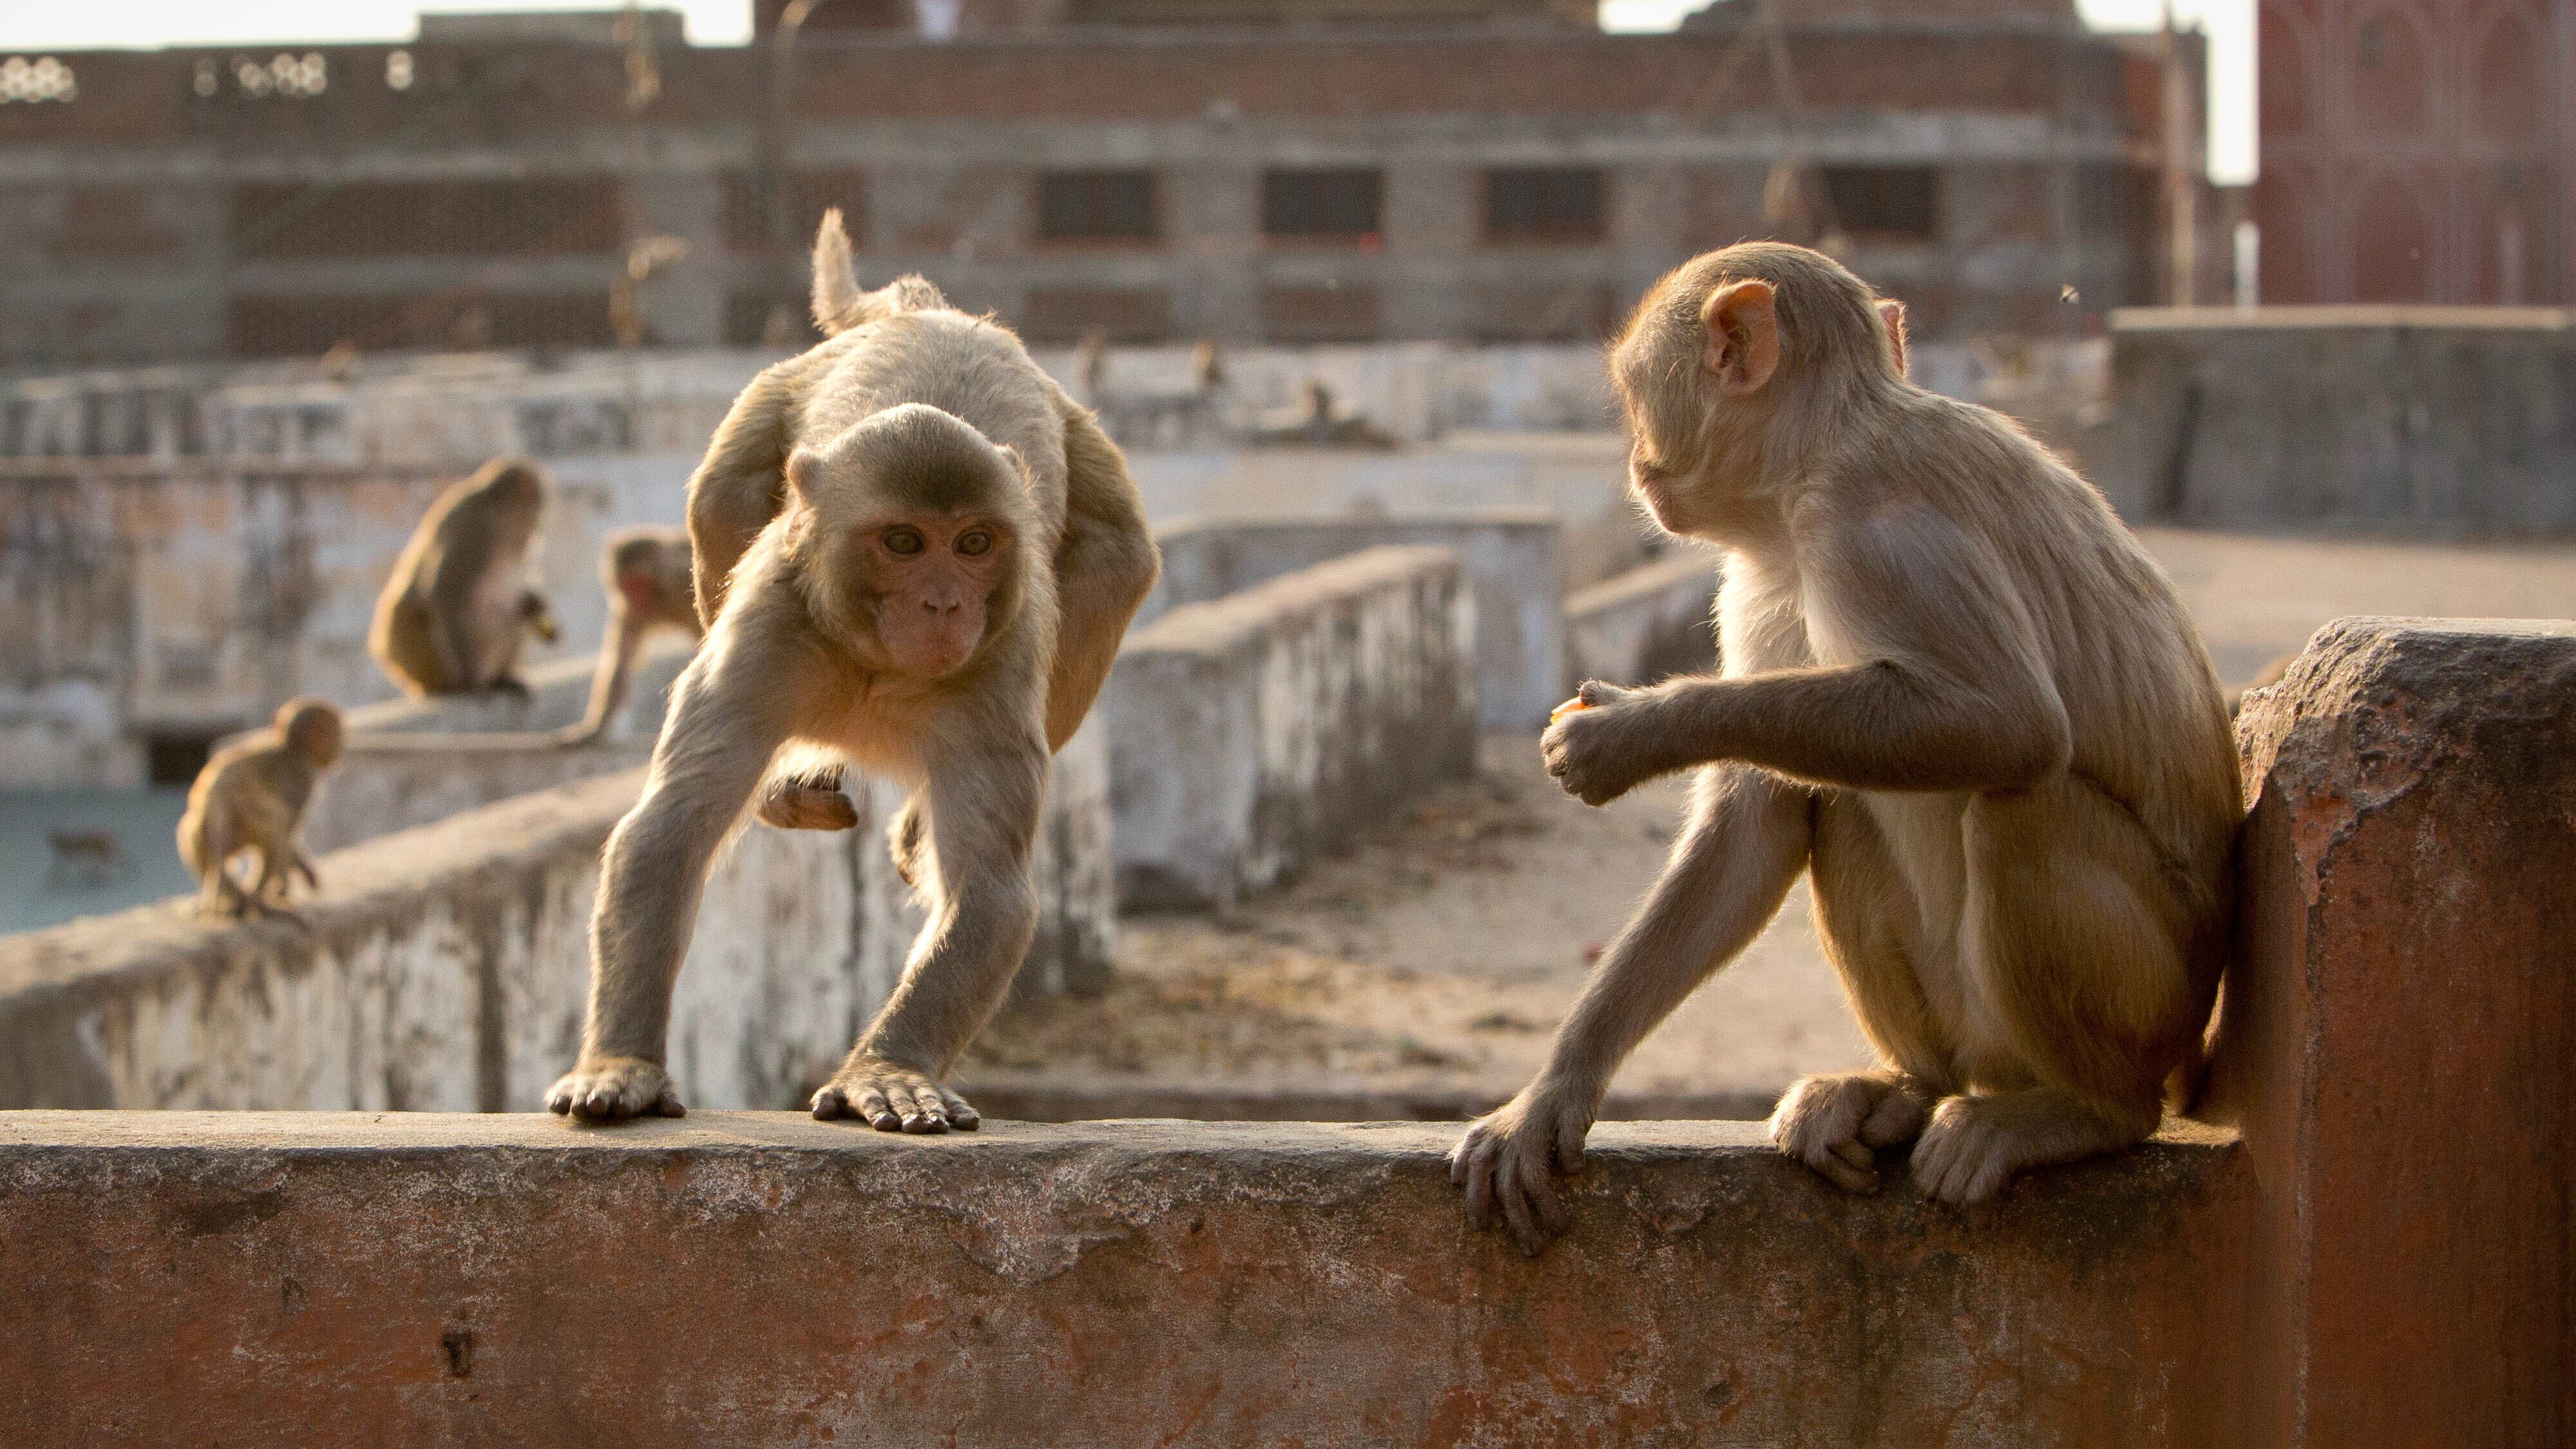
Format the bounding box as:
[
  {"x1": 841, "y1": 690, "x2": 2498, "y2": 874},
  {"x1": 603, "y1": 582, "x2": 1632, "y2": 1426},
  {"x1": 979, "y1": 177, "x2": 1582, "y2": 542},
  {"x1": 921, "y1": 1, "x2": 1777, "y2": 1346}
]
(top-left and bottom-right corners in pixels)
[
  {"x1": 883, "y1": 527, "x2": 925, "y2": 556},
  {"x1": 955, "y1": 529, "x2": 994, "y2": 558}
]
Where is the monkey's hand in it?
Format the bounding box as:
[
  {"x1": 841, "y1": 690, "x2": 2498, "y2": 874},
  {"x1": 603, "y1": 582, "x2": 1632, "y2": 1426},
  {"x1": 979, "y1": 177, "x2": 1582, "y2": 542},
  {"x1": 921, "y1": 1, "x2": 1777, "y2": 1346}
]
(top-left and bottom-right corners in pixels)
[
  {"x1": 546, "y1": 1056, "x2": 688, "y2": 1124},
  {"x1": 811, "y1": 1057, "x2": 981, "y2": 1134},
  {"x1": 756, "y1": 768, "x2": 860, "y2": 831},
  {"x1": 1541, "y1": 681, "x2": 1661, "y2": 807},
  {"x1": 1450, "y1": 1083, "x2": 1593, "y2": 1256},
  {"x1": 1768, "y1": 1070, "x2": 1933, "y2": 1195}
]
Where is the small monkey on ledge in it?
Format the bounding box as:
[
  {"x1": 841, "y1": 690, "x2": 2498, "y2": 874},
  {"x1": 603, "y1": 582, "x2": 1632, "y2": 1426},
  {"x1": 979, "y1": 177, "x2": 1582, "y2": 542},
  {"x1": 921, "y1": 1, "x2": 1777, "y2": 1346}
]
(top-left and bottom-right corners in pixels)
[
  {"x1": 1455, "y1": 244, "x2": 2240, "y2": 1251},
  {"x1": 545, "y1": 210, "x2": 1159, "y2": 1130},
  {"x1": 176, "y1": 697, "x2": 345, "y2": 921}
]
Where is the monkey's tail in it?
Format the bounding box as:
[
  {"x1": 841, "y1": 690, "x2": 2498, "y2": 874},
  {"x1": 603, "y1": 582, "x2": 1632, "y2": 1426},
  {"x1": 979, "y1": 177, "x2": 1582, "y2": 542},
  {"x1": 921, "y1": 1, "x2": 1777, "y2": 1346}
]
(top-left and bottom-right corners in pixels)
[
  {"x1": 340, "y1": 723, "x2": 613, "y2": 754},
  {"x1": 811, "y1": 209, "x2": 947, "y2": 337}
]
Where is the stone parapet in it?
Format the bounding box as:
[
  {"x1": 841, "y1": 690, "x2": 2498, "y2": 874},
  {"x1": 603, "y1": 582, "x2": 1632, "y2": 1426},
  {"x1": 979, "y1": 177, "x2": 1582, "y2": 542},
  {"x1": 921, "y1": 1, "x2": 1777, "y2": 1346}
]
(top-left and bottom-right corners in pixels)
[
  {"x1": 0, "y1": 1113, "x2": 2246, "y2": 1448},
  {"x1": 1145, "y1": 511, "x2": 1560, "y2": 727},
  {"x1": 1561, "y1": 546, "x2": 1721, "y2": 691},
  {"x1": 1110, "y1": 544, "x2": 1477, "y2": 910}
]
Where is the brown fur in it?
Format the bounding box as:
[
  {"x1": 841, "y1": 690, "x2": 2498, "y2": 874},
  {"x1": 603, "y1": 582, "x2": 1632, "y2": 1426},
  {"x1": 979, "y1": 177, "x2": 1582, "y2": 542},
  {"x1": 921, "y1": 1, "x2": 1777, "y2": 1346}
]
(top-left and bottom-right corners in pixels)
[
  {"x1": 176, "y1": 697, "x2": 345, "y2": 921},
  {"x1": 1453, "y1": 243, "x2": 2242, "y2": 1251},
  {"x1": 369, "y1": 458, "x2": 559, "y2": 700},
  {"x1": 545, "y1": 211, "x2": 1159, "y2": 1130}
]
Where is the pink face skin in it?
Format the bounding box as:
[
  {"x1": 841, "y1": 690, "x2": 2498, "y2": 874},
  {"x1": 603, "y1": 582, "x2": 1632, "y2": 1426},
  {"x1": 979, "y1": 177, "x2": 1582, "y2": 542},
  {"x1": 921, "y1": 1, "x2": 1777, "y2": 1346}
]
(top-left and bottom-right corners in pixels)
[{"x1": 858, "y1": 513, "x2": 1013, "y2": 678}]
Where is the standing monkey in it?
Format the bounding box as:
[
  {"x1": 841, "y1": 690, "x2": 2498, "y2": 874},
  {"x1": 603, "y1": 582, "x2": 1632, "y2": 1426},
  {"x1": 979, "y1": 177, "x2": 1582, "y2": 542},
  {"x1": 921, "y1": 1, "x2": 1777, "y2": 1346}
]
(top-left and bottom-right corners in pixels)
[
  {"x1": 176, "y1": 697, "x2": 345, "y2": 920},
  {"x1": 546, "y1": 209, "x2": 1159, "y2": 1128},
  {"x1": 1453, "y1": 244, "x2": 2240, "y2": 1249},
  {"x1": 369, "y1": 457, "x2": 561, "y2": 701}
]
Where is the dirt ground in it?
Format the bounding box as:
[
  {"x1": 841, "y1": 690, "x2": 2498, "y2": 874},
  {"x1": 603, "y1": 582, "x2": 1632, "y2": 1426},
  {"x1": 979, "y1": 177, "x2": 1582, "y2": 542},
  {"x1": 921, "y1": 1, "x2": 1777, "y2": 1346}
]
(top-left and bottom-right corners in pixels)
[{"x1": 964, "y1": 527, "x2": 2576, "y2": 1119}]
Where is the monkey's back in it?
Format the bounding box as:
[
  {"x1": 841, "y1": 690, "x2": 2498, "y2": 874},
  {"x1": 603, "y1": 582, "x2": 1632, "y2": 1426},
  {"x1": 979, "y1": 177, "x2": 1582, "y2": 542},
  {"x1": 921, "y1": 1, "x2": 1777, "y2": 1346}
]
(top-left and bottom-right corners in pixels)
[{"x1": 175, "y1": 739, "x2": 304, "y2": 873}]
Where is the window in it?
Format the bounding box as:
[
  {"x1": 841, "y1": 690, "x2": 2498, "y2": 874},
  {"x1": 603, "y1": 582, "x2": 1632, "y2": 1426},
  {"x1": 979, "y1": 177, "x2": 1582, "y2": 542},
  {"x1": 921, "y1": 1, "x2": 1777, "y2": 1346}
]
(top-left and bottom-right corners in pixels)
[
  {"x1": 1036, "y1": 170, "x2": 1160, "y2": 244},
  {"x1": 723, "y1": 169, "x2": 868, "y2": 252},
  {"x1": 228, "y1": 177, "x2": 625, "y2": 260},
  {"x1": 1263, "y1": 169, "x2": 1383, "y2": 244},
  {"x1": 1019, "y1": 287, "x2": 1172, "y2": 343},
  {"x1": 1484, "y1": 167, "x2": 1605, "y2": 243},
  {"x1": 225, "y1": 291, "x2": 614, "y2": 358},
  {"x1": 1261, "y1": 284, "x2": 1381, "y2": 343},
  {"x1": 1819, "y1": 166, "x2": 1938, "y2": 242}
]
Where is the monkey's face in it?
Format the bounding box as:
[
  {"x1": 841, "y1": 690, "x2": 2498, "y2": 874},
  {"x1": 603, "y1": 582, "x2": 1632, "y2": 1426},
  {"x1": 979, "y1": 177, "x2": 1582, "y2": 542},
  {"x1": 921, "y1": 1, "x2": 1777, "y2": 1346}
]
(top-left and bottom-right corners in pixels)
[
  {"x1": 848, "y1": 513, "x2": 1014, "y2": 679},
  {"x1": 280, "y1": 701, "x2": 345, "y2": 768}
]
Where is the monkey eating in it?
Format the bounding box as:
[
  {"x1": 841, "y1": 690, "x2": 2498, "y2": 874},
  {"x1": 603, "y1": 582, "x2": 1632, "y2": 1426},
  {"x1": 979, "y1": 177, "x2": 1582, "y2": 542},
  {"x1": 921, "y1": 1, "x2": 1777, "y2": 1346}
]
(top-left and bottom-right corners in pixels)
[
  {"x1": 1453, "y1": 243, "x2": 2240, "y2": 1250},
  {"x1": 176, "y1": 697, "x2": 345, "y2": 921},
  {"x1": 369, "y1": 457, "x2": 560, "y2": 702},
  {"x1": 546, "y1": 209, "x2": 1160, "y2": 1130}
]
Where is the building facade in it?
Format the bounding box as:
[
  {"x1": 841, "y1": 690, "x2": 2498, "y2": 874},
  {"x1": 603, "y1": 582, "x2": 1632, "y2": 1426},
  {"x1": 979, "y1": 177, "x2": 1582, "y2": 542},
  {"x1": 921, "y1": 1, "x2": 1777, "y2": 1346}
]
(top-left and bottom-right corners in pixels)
[
  {"x1": 0, "y1": 1, "x2": 2195, "y2": 372},
  {"x1": 2255, "y1": 0, "x2": 2575, "y2": 304}
]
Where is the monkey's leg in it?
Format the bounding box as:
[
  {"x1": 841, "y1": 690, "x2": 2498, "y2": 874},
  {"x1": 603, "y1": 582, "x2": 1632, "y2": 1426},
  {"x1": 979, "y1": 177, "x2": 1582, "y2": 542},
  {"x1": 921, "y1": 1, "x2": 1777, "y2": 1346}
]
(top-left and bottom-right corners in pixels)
[
  {"x1": 547, "y1": 641, "x2": 806, "y2": 1123},
  {"x1": 1454, "y1": 766, "x2": 1809, "y2": 1253},
  {"x1": 1043, "y1": 404, "x2": 1160, "y2": 752},
  {"x1": 887, "y1": 795, "x2": 929, "y2": 889},
  {"x1": 811, "y1": 740, "x2": 1046, "y2": 1133},
  {"x1": 1771, "y1": 791, "x2": 1956, "y2": 1193},
  {"x1": 293, "y1": 850, "x2": 321, "y2": 891},
  {"x1": 1909, "y1": 782, "x2": 2197, "y2": 1205}
]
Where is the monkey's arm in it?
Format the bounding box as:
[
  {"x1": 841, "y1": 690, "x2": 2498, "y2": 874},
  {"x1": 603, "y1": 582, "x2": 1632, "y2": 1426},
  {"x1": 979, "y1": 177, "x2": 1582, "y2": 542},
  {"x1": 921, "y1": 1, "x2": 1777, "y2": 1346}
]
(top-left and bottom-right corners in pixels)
[
  {"x1": 685, "y1": 367, "x2": 795, "y2": 629},
  {"x1": 1044, "y1": 403, "x2": 1160, "y2": 751},
  {"x1": 811, "y1": 724, "x2": 1048, "y2": 1132},
  {"x1": 418, "y1": 519, "x2": 488, "y2": 692},
  {"x1": 562, "y1": 607, "x2": 647, "y2": 744},
  {"x1": 547, "y1": 623, "x2": 817, "y2": 1122},
  {"x1": 1455, "y1": 769, "x2": 1809, "y2": 1253},
  {"x1": 1546, "y1": 507, "x2": 2069, "y2": 804}
]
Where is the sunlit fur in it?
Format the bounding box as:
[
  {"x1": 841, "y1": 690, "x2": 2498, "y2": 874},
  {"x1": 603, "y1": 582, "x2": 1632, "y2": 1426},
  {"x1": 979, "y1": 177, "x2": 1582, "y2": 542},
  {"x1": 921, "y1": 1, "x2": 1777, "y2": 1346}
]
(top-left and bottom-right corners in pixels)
[
  {"x1": 368, "y1": 457, "x2": 556, "y2": 698},
  {"x1": 547, "y1": 211, "x2": 1159, "y2": 1132},
  {"x1": 1454, "y1": 243, "x2": 2242, "y2": 1245}
]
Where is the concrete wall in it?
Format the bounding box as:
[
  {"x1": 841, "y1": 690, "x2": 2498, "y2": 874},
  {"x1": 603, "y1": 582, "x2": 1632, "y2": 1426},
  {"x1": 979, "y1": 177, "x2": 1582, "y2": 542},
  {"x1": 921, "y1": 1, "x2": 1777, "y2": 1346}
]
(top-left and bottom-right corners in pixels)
[
  {"x1": 2092, "y1": 307, "x2": 2576, "y2": 528},
  {"x1": 0, "y1": 716, "x2": 1117, "y2": 1109},
  {"x1": 1146, "y1": 511, "x2": 1560, "y2": 728},
  {"x1": 1110, "y1": 545, "x2": 1476, "y2": 910},
  {"x1": 1561, "y1": 546, "x2": 1720, "y2": 691},
  {"x1": 4, "y1": 618, "x2": 2570, "y2": 1445}
]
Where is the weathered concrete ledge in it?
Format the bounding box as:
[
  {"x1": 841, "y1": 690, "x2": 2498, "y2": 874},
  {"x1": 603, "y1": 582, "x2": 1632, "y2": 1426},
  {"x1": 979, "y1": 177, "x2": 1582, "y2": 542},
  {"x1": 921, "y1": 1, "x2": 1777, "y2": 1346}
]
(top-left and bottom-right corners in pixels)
[
  {"x1": 1145, "y1": 510, "x2": 1562, "y2": 726},
  {"x1": 0, "y1": 715, "x2": 1115, "y2": 1110},
  {"x1": 1110, "y1": 544, "x2": 1477, "y2": 910},
  {"x1": 1562, "y1": 547, "x2": 1721, "y2": 691},
  {"x1": 0, "y1": 1112, "x2": 2247, "y2": 1447},
  {"x1": 301, "y1": 638, "x2": 694, "y2": 853}
]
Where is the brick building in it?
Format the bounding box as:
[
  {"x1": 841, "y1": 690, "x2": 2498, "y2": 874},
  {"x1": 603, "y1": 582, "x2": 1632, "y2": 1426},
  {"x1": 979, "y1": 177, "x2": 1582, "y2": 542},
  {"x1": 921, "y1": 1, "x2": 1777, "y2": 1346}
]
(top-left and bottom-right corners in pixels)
[
  {"x1": 2255, "y1": 0, "x2": 2575, "y2": 303},
  {"x1": 0, "y1": 0, "x2": 2197, "y2": 371}
]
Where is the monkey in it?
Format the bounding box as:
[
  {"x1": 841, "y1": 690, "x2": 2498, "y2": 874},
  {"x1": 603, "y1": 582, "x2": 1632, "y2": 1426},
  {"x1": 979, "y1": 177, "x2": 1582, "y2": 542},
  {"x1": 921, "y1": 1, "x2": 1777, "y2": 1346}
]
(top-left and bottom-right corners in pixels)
[
  {"x1": 339, "y1": 528, "x2": 702, "y2": 755},
  {"x1": 544, "y1": 208, "x2": 1160, "y2": 1130},
  {"x1": 368, "y1": 457, "x2": 560, "y2": 703},
  {"x1": 175, "y1": 697, "x2": 345, "y2": 922},
  {"x1": 1451, "y1": 243, "x2": 2241, "y2": 1251}
]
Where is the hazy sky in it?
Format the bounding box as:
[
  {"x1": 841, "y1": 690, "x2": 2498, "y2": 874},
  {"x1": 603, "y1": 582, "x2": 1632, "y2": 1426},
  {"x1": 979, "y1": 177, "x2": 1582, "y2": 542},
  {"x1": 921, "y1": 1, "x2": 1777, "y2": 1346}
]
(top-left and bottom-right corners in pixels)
[{"x1": 1, "y1": 0, "x2": 2254, "y2": 182}]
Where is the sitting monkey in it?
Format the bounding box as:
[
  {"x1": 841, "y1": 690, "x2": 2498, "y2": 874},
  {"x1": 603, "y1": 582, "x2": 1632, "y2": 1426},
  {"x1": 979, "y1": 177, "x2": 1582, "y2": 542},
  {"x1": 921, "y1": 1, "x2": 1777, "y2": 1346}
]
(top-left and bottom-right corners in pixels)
[
  {"x1": 176, "y1": 697, "x2": 345, "y2": 921},
  {"x1": 546, "y1": 209, "x2": 1159, "y2": 1129},
  {"x1": 1454, "y1": 243, "x2": 2241, "y2": 1249},
  {"x1": 369, "y1": 457, "x2": 560, "y2": 701}
]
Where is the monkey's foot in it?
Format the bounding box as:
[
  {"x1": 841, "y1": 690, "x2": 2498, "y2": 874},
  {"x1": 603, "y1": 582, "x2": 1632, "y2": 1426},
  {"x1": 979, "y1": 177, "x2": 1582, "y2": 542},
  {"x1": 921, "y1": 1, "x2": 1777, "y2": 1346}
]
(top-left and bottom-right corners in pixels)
[
  {"x1": 1450, "y1": 1084, "x2": 1592, "y2": 1256},
  {"x1": 545, "y1": 1056, "x2": 688, "y2": 1124},
  {"x1": 810, "y1": 1059, "x2": 980, "y2": 1133},
  {"x1": 1768, "y1": 1070, "x2": 1932, "y2": 1194},
  {"x1": 757, "y1": 770, "x2": 858, "y2": 831},
  {"x1": 1909, "y1": 1089, "x2": 2146, "y2": 1206}
]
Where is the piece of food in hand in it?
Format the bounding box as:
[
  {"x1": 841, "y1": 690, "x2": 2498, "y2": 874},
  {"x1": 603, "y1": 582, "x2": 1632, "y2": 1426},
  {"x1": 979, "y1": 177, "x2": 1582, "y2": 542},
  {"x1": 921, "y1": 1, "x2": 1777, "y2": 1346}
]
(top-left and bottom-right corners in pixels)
[{"x1": 1551, "y1": 695, "x2": 1594, "y2": 724}]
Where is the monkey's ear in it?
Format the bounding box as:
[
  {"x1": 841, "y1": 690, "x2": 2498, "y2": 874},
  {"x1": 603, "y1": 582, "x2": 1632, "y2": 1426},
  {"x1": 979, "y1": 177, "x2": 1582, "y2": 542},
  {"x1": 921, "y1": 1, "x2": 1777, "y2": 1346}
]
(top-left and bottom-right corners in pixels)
[
  {"x1": 1876, "y1": 297, "x2": 1909, "y2": 377},
  {"x1": 784, "y1": 447, "x2": 821, "y2": 501},
  {"x1": 1699, "y1": 280, "x2": 1780, "y2": 397}
]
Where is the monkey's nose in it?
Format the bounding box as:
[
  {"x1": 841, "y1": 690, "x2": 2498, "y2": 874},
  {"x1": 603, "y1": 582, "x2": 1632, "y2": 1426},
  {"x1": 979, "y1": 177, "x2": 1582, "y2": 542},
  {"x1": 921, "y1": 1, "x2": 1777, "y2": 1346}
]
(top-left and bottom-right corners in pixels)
[{"x1": 922, "y1": 596, "x2": 962, "y2": 615}]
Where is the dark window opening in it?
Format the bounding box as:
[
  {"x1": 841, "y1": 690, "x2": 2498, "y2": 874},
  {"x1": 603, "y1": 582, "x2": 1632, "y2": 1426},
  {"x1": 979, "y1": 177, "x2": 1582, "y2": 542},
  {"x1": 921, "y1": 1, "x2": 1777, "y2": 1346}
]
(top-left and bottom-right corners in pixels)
[
  {"x1": 228, "y1": 176, "x2": 624, "y2": 260},
  {"x1": 723, "y1": 169, "x2": 868, "y2": 252},
  {"x1": 1261, "y1": 284, "x2": 1381, "y2": 342},
  {"x1": 1019, "y1": 286, "x2": 1172, "y2": 343},
  {"x1": 1263, "y1": 169, "x2": 1383, "y2": 243},
  {"x1": 725, "y1": 291, "x2": 818, "y2": 348},
  {"x1": 145, "y1": 730, "x2": 228, "y2": 787},
  {"x1": 225, "y1": 291, "x2": 614, "y2": 359},
  {"x1": 1036, "y1": 171, "x2": 1160, "y2": 243},
  {"x1": 1820, "y1": 166, "x2": 1938, "y2": 242},
  {"x1": 1484, "y1": 167, "x2": 1606, "y2": 243}
]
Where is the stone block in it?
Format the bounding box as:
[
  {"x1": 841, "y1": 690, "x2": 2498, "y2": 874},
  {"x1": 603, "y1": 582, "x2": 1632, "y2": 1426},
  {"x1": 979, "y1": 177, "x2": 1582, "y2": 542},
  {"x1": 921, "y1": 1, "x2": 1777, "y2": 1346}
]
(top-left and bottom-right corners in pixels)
[{"x1": 1561, "y1": 546, "x2": 1720, "y2": 691}]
